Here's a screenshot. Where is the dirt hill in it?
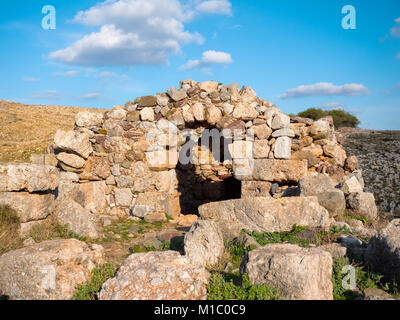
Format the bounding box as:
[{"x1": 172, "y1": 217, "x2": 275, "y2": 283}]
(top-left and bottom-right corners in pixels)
[{"x1": 0, "y1": 100, "x2": 105, "y2": 163}]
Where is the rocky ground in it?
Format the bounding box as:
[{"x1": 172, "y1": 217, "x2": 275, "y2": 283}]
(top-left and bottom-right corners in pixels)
[{"x1": 341, "y1": 128, "x2": 400, "y2": 217}]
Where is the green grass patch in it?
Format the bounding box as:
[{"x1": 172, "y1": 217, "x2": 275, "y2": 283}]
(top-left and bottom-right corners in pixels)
[
  {"x1": 243, "y1": 225, "x2": 311, "y2": 248},
  {"x1": 332, "y1": 256, "x2": 399, "y2": 300},
  {"x1": 72, "y1": 263, "x2": 115, "y2": 300},
  {"x1": 207, "y1": 273, "x2": 282, "y2": 300}
]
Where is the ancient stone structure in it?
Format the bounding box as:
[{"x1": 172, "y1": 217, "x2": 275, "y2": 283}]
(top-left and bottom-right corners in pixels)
[
  {"x1": 0, "y1": 79, "x2": 389, "y2": 300},
  {"x1": 34, "y1": 79, "x2": 364, "y2": 228}
]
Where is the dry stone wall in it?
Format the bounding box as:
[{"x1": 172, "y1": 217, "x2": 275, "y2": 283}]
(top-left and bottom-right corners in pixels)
[{"x1": 44, "y1": 80, "x2": 356, "y2": 223}]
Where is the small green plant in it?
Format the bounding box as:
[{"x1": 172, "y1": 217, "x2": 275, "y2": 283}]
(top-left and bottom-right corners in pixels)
[
  {"x1": 164, "y1": 213, "x2": 174, "y2": 221},
  {"x1": 331, "y1": 256, "x2": 398, "y2": 300},
  {"x1": 207, "y1": 273, "x2": 282, "y2": 300},
  {"x1": 243, "y1": 225, "x2": 311, "y2": 248},
  {"x1": 72, "y1": 263, "x2": 115, "y2": 300}
]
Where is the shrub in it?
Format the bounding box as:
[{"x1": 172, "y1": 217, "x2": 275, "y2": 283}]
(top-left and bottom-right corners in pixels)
[
  {"x1": 207, "y1": 273, "x2": 282, "y2": 300},
  {"x1": 0, "y1": 205, "x2": 22, "y2": 254},
  {"x1": 72, "y1": 263, "x2": 115, "y2": 300},
  {"x1": 331, "y1": 256, "x2": 398, "y2": 300},
  {"x1": 296, "y1": 108, "x2": 360, "y2": 128}
]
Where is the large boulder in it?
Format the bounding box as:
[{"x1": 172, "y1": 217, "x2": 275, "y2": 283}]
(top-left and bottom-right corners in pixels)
[
  {"x1": 299, "y1": 174, "x2": 336, "y2": 196},
  {"x1": 54, "y1": 130, "x2": 93, "y2": 159},
  {"x1": 184, "y1": 220, "x2": 224, "y2": 268},
  {"x1": 299, "y1": 174, "x2": 346, "y2": 218},
  {"x1": 0, "y1": 164, "x2": 59, "y2": 192},
  {"x1": 0, "y1": 192, "x2": 54, "y2": 223},
  {"x1": 240, "y1": 244, "x2": 333, "y2": 300},
  {"x1": 198, "y1": 197, "x2": 332, "y2": 238},
  {"x1": 99, "y1": 251, "x2": 210, "y2": 300},
  {"x1": 347, "y1": 192, "x2": 378, "y2": 221},
  {"x1": 55, "y1": 200, "x2": 100, "y2": 239},
  {"x1": 0, "y1": 239, "x2": 105, "y2": 300},
  {"x1": 233, "y1": 159, "x2": 307, "y2": 183},
  {"x1": 365, "y1": 219, "x2": 400, "y2": 284}
]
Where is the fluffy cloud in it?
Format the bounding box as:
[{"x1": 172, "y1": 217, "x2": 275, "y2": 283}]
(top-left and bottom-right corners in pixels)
[
  {"x1": 397, "y1": 52, "x2": 400, "y2": 60},
  {"x1": 396, "y1": 17, "x2": 400, "y2": 23},
  {"x1": 180, "y1": 50, "x2": 232, "y2": 70},
  {"x1": 195, "y1": 0, "x2": 232, "y2": 16},
  {"x1": 50, "y1": 0, "x2": 232, "y2": 66},
  {"x1": 278, "y1": 82, "x2": 370, "y2": 99},
  {"x1": 54, "y1": 70, "x2": 80, "y2": 77}
]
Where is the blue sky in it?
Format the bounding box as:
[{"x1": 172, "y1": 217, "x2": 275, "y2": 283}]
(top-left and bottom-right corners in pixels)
[{"x1": 0, "y1": 0, "x2": 399, "y2": 129}]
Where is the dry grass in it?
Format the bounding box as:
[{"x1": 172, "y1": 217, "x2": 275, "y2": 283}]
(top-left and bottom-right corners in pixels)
[
  {"x1": 0, "y1": 100, "x2": 105, "y2": 163},
  {"x1": 0, "y1": 205, "x2": 22, "y2": 254}
]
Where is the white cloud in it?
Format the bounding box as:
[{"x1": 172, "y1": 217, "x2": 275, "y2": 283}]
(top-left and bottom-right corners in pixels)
[
  {"x1": 278, "y1": 82, "x2": 370, "y2": 99},
  {"x1": 54, "y1": 70, "x2": 80, "y2": 77},
  {"x1": 31, "y1": 90, "x2": 60, "y2": 99},
  {"x1": 395, "y1": 17, "x2": 400, "y2": 23},
  {"x1": 317, "y1": 102, "x2": 344, "y2": 110},
  {"x1": 23, "y1": 77, "x2": 40, "y2": 82},
  {"x1": 391, "y1": 25, "x2": 400, "y2": 38},
  {"x1": 397, "y1": 52, "x2": 400, "y2": 60},
  {"x1": 180, "y1": 50, "x2": 232, "y2": 70},
  {"x1": 50, "y1": 0, "x2": 232, "y2": 66},
  {"x1": 80, "y1": 93, "x2": 101, "y2": 100},
  {"x1": 195, "y1": 0, "x2": 232, "y2": 16},
  {"x1": 98, "y1": 71, "x2": 129, "y2": 81}
]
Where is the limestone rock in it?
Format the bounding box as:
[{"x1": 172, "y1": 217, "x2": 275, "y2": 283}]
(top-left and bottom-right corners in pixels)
[
  {"x1": 0, "y1": 164, "x2": 59, "y2": 192},
  {"x1": 341, "y1": 176, "x2": 363, "y2": 195},
  {"x1": 55, "y1": 200, "x2": 100, "y2": 239},
  {"x1": 240, "y1": 244, "x2": 333, "y2": 300},
  {"x1": 0, "y1": 192, "x2": 54, "y2": 223},
  {"x1": 75, "y1": 112, "x2": 103, "y2": 128},
  {"x1": 167, "y1": 87, "x2": 187, "y2": 102},
  {"x1": 79, "y1": 156, "x2": 110, "y2": 181},
  {"x1": 232, "y1": 103, "x2": 258, "y2": 121},
  {"x1": 56, "y1": 152, "x2": 86, "y2": 169},
  {"x1": 233, "y1": 159, "x2": 307, "y2": 183},
  {"x1": 54, "y1": 130, "x2": 93, "y2": 159},
  {"x1": 0, "y1": 239, "x2": 105, "y2": 300},
  {"x1": 365, "y1": 219, "x2": 400, "y2": 284},
  {"x1": 299, "y1": 174, "x2": 336, "y2": 196},
  {"x1": 241, "y1": 181, "x2": 272, "y2": 198},
  {"x1": 140, "y1": 107, "x2": 155, "y2": 122},
  {"x1": 271, "y1": 113, "x2": 290, "y2": 130},
  {"x1": 198, "y1": 197, "x2": 331, "y2": 237},
  {"x1": 274, "y1": 136, "x2": 291, "y2": 159},
  {"x1": 137, "y1": 95, "x2": 158, "y2": 107},
  {"x1": 347, "y1": 192, "x2": 378, "y2": 221},
  {"x1": 184, "y1": 220, "x2": 224, "y2": 268},
  {"x1": 344, "y1": 156, "x2": 359, "y2": 172},
  {"x1": 99, "y1": 251, "x2": 210, "y2": 300}
]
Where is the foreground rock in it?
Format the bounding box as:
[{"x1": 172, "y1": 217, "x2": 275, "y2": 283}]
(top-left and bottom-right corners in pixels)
[
  {"x1": 184, "y1": 221, "x2": 224, "y2": 268},
  {"x1": 55, "y1": 200, "x2": 100, "y2": 239},
  {"x1": 0, "y1": 164, "x2": 59, "y2": 192},
  {"x1": 99, "y1": 251, "x2": 210, "y2": 300},
  {"x1": 0, "y1": 192, "x2": 54, "y2": 222},
  {"x1": 240, "y1": 244, "x2": 333, "y2": 300},
  {"x1": 198, "y1": 197, "x2": 332, "y2": 238},
  {"x1": 365, "y1": 219, "x2": 400, "y2": 284},
  {"x1": 0, "y1": 239, "x2": 105, "y2": 300}
]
